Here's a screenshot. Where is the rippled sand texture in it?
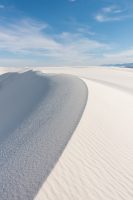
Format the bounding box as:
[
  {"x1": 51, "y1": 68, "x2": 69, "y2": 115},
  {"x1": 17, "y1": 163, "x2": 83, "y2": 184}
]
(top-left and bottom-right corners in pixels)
[
  {"x1": 35, "y1": 73, "x2": 133, "y2": 200},
  {"x1": 0, "y1": 66, "x2": 133, "y2": 200},
  {"x1": 0, "y1": 71, "x2": 87, "y2": 200}
]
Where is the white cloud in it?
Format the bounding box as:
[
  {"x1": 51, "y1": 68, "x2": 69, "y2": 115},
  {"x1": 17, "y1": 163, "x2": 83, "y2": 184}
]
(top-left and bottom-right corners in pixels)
[
  {"x1": 95, "y1": 5, "x2": 129, "y2": 22},
  {"x1": 74, "y1": 48, "x2": 133, "y2": 66},
  {"x1": 102, "y1": 49, "x2": 133, "y2": 64},
  {"x1": 76, "y1": 25, "x2": 95, "y2": 36},
  {"x1": 65, "y1": 18, "x2": 95, "y2": 36},
  {"x1": 95, "y1": 14, "x2": 121, "y2": 22},
  {"x1": 0, "y1": 19, "x2": 61, "y2": 54},
  {"x1": 0, "y1": 18, "x2": 110, "y2": 66},
  {"x1": 4, "y1": 18, "x2": 133, "y2": 66}
]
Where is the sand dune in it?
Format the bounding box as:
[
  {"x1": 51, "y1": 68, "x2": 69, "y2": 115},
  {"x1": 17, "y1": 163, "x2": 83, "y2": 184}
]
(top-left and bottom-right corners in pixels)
[
  {"x1": 34, "y1": 68, "x2": 133, "y2": 200},
  {"x1": 39, "y1": 66, "x2": 133, "y2": 92},
  {"x1": 0, "y1": 71, "x2": 87, "y2": 200},
  {"x1": 0, "y1": 67, "x2": 133, "y2": 200}
]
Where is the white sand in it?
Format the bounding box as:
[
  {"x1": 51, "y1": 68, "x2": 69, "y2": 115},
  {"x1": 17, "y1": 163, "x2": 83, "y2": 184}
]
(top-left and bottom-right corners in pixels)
[
  {"x1": 0, "y1": 67, "x2": 133, "y2": 200},
  {"x1": 0, "y1": 70, "x2": 87, "y2": 200},
  {"x1": 35, "y1": 67, "x2": 133, "y2": 200}
]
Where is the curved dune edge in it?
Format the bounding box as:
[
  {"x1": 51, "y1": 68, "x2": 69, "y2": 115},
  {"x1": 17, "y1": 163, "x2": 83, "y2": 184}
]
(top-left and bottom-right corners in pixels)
[
  {"x1": 35, "y1": 78, "x2": 133, "y2": 200},
  {"x1": 0, "y1": 72, "x2": 88, "y2": 200}
]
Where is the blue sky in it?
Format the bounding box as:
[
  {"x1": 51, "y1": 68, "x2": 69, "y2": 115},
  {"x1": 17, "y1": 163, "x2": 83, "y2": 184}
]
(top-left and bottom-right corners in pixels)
[{"x1": 0, "y1": 0, "x2": 133, "y2": 67}]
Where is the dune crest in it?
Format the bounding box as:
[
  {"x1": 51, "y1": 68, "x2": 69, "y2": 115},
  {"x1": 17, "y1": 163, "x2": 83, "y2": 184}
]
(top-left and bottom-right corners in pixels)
[{"x1": 0, "y1": 71, "x2": 87, "y2": 200}]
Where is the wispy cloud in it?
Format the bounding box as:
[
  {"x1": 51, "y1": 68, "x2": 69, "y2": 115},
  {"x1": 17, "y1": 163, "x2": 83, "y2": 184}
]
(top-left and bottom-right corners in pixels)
[
  {"x1": 95, "y1": 5, "x2": 130, "y2": 22},
  {"x1": 103, "y1": 49, "x2": 133, "y2": 64},
  {"x1": 0, "y1": 19, "x2": 60, "y2": 54},
  {"x1": 0, "y1": 18, "x2": 109, "y2": 66},
  {"x1": 75, "y1": 24, "x2": 95, "y2": 36},
  {"x1": 68, "y1": 0, "x2": 76, "y2": 2},
  {"x1": 64, "y1": 18, "x2": 95, "y2": 36},
  {"x1": 0, "y1": 4, "x2": 5, "y2": 9},
  {"x1": 3, "y1": 18, "x2": 133, "y2": 66}
]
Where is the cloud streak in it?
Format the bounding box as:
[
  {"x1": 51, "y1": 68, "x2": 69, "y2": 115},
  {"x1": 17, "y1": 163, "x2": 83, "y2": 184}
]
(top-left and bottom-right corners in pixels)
[
  {"x1": 0, "y1": 19, "x2": 60, "y2": 54},
  {"x1": 1, "y1": 18, "x2": 133, "y2": 66},
  {"x1": 103, "y1": 49, "x2": 133, "y2": 64},
  {"x1": 95, "y1": 5, "x2": 130, "y2": 22},
  {"x1": 0, "y1": 18, "x2": 109, "y2": 66}
]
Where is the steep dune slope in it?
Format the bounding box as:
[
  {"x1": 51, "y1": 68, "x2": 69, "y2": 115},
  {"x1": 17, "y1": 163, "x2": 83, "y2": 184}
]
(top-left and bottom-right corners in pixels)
[
  {"x1": 0, "y1": 67, "x2": 133, "y2": 200},
  {"x1": 0, "y1": 71, "x2": 87, "y2": 200}
]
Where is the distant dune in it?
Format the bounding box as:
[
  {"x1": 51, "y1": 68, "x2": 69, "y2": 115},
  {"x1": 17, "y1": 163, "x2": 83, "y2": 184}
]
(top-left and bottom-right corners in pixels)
[{"x1": 0, "y1": 67, "x2": 133, "y2": 200}]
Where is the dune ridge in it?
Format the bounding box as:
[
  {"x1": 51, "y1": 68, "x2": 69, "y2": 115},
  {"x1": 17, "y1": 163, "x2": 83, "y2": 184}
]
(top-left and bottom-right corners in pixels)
[
  {"x1": 0, "y1": 71, "x2": 87, "y2": 200},
  {"x1": 0, "y1": 67, "x2": 133, "y2": 200}
]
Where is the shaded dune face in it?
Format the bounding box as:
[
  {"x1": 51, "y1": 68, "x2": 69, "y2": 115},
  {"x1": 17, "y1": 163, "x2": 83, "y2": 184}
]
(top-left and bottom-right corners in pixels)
[
  {"x1": 0, "y1": 71, "x2": 51, "y2": 143},
  {"x1": 0, "y1": 71, "x2": 88, "y2": 200}
]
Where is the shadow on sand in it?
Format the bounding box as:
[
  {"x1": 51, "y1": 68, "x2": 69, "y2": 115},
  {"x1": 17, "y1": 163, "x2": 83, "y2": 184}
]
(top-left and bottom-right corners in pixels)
[{"x1": 0, "y1": 71, "x2": 88, "y2": 200}]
